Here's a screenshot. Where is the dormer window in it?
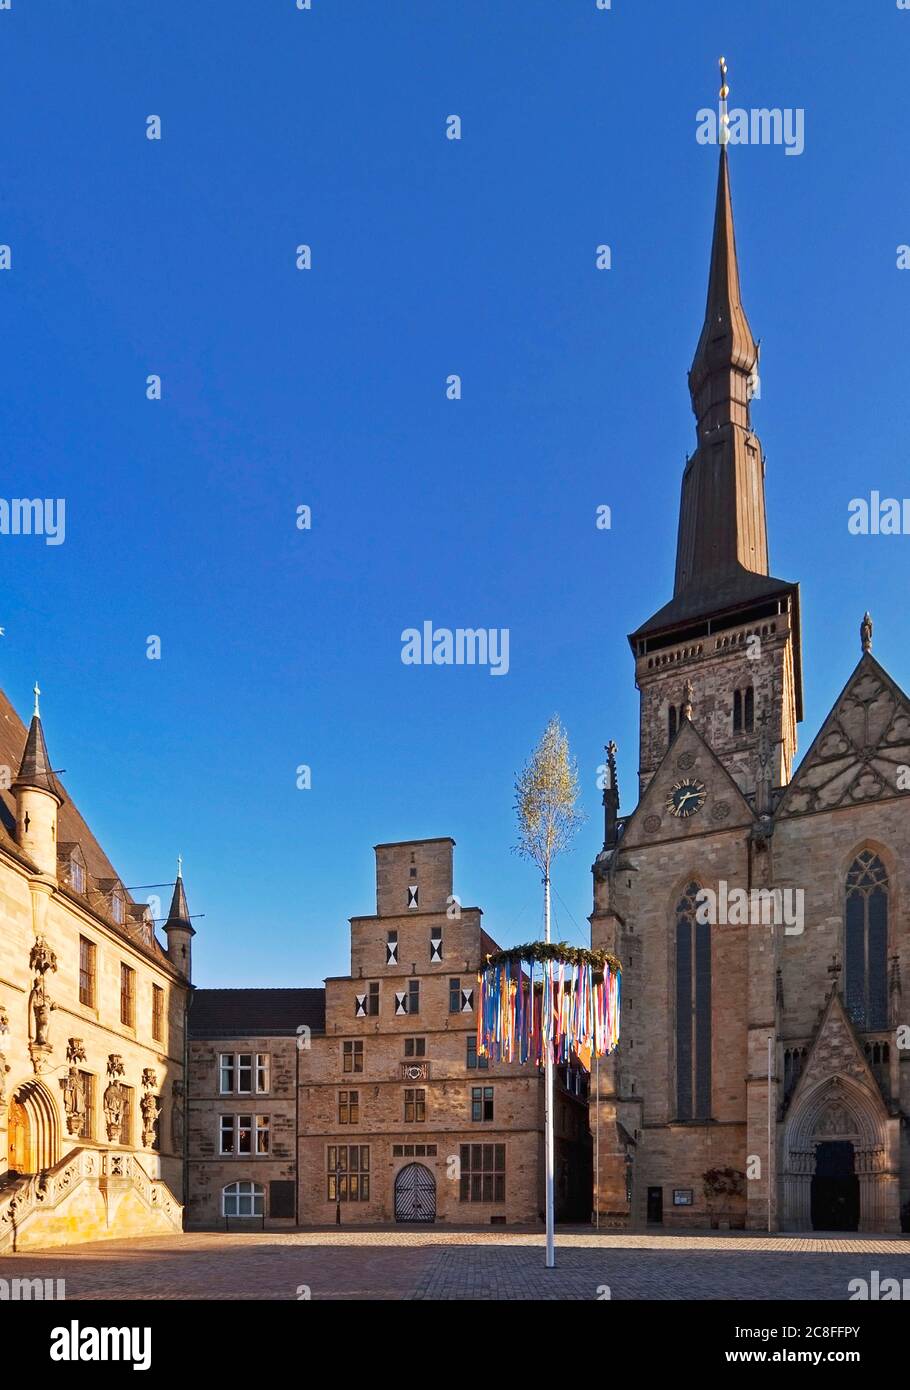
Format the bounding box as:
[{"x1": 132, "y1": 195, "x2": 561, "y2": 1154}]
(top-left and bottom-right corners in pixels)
[
  {"x1": 70, "y1": 856, "x2": 86, "y2": 894},
  {"x1": 111, "y1": 892, "x2": 125, "y2": 925}
]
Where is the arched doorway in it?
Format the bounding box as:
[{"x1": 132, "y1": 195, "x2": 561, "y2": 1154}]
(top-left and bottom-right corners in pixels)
[
  {"x1": 781, "y1": 1074, "x2": 893, "y2": 1232},
  {"x1": 7, "y1": 1080, "x2": 61, "y2": 1174},
  {"x1": 394, "y1": 1163, "x2": 436, "y2": 1223},
  {"x1": 811, "y1": 1140, "x2": 859, "y2": 1232}
]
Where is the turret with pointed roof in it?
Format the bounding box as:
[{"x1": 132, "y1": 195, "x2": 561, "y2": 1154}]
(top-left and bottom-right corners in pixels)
[
  {"x1": 164, "y1": 858, "x2": 195, "y2": 979},
  {"x1": 12, "y1": 685, "x2": 64, "y2": 877}
]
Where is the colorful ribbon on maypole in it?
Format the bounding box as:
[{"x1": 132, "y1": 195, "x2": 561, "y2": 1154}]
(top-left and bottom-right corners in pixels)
[{"x1": 477, "y1": 943, "x2": 621, "y2": 1069}]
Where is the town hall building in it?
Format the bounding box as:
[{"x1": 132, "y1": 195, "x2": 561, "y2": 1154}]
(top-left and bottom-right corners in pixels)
[{"x1": 589, "y1": 143, "x2": 910, "y2": 1233}]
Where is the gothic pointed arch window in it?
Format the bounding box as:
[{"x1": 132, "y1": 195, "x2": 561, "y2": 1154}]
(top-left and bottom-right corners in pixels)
[
  {"x1": 845, "y1": 851, "x2": 888, "y2": 1030},
  {"x1": 675, "y1": 880, "x2": 712, "y2": 1120}
]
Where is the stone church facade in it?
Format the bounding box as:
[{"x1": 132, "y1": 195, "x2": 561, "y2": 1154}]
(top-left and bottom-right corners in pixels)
[
  {"x1": 590, "y1": 145, "x2": 910, "y2": 1233},
  {"x1": 0, "y1": 687, "x2": 193, "y2": 1250}
]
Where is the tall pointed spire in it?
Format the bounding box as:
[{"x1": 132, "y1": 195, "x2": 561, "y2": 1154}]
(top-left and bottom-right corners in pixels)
[
  {"x1": 688, "y1": 142, "x2": 758, "y2": 434},
  {"x1": 629, "y1": 58, "x2": 804, "y2": 798}
]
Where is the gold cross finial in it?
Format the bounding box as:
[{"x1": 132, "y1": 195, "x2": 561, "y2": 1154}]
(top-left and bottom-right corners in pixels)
[
  {"x1": 33, "y1": 682, "x2": 41, "y2": 718},
  {"x1": 718, "y1": 56, "x2": 730, "y2": 147}
]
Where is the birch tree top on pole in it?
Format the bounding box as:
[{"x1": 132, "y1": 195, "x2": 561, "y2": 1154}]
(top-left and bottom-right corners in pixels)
[{"x1": 513, "y1": 715, "x2": 585, "y2": 881}]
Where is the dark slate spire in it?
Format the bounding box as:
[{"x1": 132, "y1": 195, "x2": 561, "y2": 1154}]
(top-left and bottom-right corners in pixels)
[
  {"x1": 631, "y1": 100, "x2": 799, "y2": 648},
  {"x1": 165, "y1": 857, "x2": 195, "y2": 936},
  {"x1": 12, "y1": 684, "x2": 64, "y2": 803},
  {"x1": 687, "y1": 145, "x2": 758, "y2": 435}
]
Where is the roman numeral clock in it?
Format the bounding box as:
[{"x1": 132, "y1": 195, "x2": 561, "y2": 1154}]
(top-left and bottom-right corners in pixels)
[{"x1": 666, "y1": 778, "x2": 708, "y2": 819}]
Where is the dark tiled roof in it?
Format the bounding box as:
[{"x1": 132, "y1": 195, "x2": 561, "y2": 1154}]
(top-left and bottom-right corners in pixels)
[
  {"x1": 0, "y1": 686, "x2": 172, "y2": 964},
  {"x1": 189, "y1": 988, "x2": 327, "y2": 1038}
]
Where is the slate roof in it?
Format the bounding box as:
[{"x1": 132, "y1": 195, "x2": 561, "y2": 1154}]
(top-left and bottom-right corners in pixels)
[
  {"x1": 0, "y1": 685, "x2": 171, "y2": 963},
  {"x1": 189, "y1": 988, "x2": 327, "y2": 1038}
]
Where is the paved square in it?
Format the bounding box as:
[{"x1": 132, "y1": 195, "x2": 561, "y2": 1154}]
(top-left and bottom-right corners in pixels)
[{"x1": 3, "y1": 1228, "x2": 909, "y2": 1300}]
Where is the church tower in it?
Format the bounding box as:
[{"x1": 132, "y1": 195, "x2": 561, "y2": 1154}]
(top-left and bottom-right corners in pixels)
[{"x1": 629, "y1": 139, "x2": 803, "y2": 801}]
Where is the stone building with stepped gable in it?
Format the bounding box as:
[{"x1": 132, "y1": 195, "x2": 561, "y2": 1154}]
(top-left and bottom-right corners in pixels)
[
  {"x1": 187, "y1": 838, "x2": 591, "y2": 1229},
  {"x1": 0, "y1": 684, "x2": 193, "y2": 1250},
  {"x1": 590, "y1": 140, "x2": 910, "y2": 1233}
]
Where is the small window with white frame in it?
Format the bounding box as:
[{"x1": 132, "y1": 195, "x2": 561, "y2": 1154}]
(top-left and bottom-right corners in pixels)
[
  {"x1": 219, "y1": 1052, "x2": 270, "y2": 1095},
  {"x1": 222, "y1": 1181, "x2": 264, "y2": 1218}
]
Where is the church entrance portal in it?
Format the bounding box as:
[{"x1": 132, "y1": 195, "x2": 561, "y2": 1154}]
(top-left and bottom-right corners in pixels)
[{"x1": 811, "y1": 1141, "x2": 859, "y2": 1232}]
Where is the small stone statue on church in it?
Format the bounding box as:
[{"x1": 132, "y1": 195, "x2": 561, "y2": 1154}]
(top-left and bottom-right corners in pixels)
[{"x1": 861, "y1": 611, "x2": 873, "y2": 653}]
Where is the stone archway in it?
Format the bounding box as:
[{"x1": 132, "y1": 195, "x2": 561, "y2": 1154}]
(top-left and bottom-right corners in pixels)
[
  {"x1": 8, "y1": 1079, "x2": 61, "y2": 1174},
  {"x1": 781, "y1": 1075, "x2": 893, "y2": 1232}
]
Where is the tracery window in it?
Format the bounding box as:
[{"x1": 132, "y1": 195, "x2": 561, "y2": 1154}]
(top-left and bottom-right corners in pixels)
[
  {"x1": 675, "y1": 880, "x2": 711, "y2": 1120},
  {"x1": 845, "y1": 852, "x2": 888, "y2": 1030}
]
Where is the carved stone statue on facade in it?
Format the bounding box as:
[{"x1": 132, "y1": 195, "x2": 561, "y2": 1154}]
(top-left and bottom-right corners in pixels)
[
  {"x1": 103, "y1": 1054, "x2": 127, "y2": 1143},
  {"x1": 60, "y1": 1039, "x2": 88, "y2": 1136},
  {"x1": 140, "y1": 1091, "x2": 160, "y2": 1148},
  {"x1": 27, "y1": 937, "x2": 59, "y2": 1071}
]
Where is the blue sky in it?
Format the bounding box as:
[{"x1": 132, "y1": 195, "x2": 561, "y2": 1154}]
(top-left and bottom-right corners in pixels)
[{"x1": 1, "y1": 0, "x2": 908, "y2": 987}]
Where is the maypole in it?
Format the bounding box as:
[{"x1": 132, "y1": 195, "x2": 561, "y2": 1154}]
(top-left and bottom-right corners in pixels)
[
  {"x1": 512, "y1": 716, "x2": 591, "y2": 1268},
  {"x1": 477, "y1": 940, "x2": 622, "y2": 1267}
]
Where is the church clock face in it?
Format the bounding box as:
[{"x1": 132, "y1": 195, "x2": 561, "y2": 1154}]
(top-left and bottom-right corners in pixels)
[{"x1": 667, "y1": 777, "x2": 707, "y2": 819}]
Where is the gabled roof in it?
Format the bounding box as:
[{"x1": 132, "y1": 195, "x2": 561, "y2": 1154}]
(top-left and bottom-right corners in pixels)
[
  {"x1": 190, "y1": 988, "x2": 327, "y2": 1038},
  {"x1": 776, "y1": 651, "x2": 910, "y2": 819},
  {"x1": 618, "y1": 715, "x2": 755, "y2": 851},
  {"x1": 782, "y1": 988, "x2": 888, "y2": 1122}
]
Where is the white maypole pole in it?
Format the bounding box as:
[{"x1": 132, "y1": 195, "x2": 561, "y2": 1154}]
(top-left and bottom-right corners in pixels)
[{"x1": 543, "y1": 865, "x2": 555, "y2": 1269}]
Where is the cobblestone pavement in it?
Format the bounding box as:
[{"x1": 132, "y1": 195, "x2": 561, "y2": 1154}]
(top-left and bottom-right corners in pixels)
[{"x1": 3, "y1": 1228, "x2": 909, "y2": 1300}]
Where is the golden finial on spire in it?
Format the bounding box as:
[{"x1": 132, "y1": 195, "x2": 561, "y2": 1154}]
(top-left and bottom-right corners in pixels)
[
  {"x1": 177, "y1": 853, "x2": 183, "y2": 879},
  {"x1": 33, "y1": 681, "x2": 41, "y2": 718},
  {"x1": 718, "y1": 55, "x2": 730, "y2": 147}
]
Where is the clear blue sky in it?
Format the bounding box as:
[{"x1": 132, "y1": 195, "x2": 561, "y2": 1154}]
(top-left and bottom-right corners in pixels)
[{"x1": 1, "y1": 0, "x2": 908, "y2": 987}]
